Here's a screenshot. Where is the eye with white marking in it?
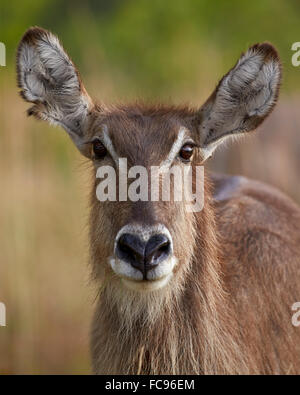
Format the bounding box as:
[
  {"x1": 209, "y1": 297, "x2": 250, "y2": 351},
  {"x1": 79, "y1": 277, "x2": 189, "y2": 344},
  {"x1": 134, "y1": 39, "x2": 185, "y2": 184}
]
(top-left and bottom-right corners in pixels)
[
  {"x1": 178, "y1": 143, "x2": 195, "y2": 162},
  {"x1": 92, "y1": 138, "x2": 107, "y2": 160}
]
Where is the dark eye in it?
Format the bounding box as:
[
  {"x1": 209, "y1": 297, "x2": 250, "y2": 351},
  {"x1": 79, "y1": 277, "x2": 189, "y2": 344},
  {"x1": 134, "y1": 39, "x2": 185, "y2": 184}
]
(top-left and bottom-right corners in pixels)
[
  {"x1": 92, "y1": 139, "x2": 107, "y2": 159},
  {"x1": 179, "y1": 143, "x2": 194, "y2": 162}
]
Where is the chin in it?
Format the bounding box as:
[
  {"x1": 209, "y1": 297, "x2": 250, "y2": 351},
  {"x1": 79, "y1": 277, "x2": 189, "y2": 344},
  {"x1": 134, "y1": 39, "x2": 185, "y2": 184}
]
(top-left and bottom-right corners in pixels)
[
  {"x1": 121, "y1": 274, "x2": 173, "y2": 292},
  {"x1": 109, "y1": 255, "x2": 177, "y2": 293}
]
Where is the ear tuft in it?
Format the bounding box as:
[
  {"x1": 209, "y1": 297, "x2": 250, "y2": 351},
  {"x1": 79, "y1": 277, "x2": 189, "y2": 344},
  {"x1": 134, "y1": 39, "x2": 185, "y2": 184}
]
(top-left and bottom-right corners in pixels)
[{"x1": 250, "y1": 42, "x2": 280, "y2": 62}]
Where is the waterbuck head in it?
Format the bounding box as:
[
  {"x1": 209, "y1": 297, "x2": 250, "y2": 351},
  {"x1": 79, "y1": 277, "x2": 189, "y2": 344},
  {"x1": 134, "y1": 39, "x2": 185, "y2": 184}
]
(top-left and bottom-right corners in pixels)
[{"x1": 17, "y1": 27, "x2": 281, "y2": 295}]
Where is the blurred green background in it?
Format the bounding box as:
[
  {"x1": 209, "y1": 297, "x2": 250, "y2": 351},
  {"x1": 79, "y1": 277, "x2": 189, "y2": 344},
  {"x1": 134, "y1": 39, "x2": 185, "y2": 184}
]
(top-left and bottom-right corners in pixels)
[{"x1": 0, "y1": 0, "x2": 299, "y2": 374}]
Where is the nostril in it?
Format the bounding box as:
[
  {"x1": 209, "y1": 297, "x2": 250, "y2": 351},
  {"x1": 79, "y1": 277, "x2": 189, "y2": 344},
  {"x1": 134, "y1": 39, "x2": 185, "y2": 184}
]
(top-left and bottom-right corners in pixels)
[
  {"x1": 154, "y1": 242, "x2": 169, "y2": 259},
  {"x1": 118, "y1": 240, "x2": 134, "y2": 256},
  {"x1": 116, "y1": 234, "x2": 145, "y2": 267},
  {"x1": 153, "y1": 242, "x2": 169, "y2": 260},
  {"x1": 145, "y1": 235, "x2": 171, "y2": 267}
]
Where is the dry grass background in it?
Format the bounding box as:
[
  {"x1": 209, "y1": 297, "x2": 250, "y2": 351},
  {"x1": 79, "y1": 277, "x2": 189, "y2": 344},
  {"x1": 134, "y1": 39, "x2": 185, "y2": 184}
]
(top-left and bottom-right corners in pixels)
[
  {"x1": 0, "y1": 74, "x2": 93, "y2": 374},
  {"x1": 0, "y1": 0, "x2": 300, "y2": 375}
]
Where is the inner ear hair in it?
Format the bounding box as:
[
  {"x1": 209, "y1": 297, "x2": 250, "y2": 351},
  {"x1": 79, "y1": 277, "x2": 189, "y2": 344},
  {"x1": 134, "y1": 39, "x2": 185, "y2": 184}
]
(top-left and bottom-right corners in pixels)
[
  {"x1": 196, "y1": 42, "x2": 281, "y2": 160},
  {"x1": 17, "y1": 26, "x2": 94, "y2": 155}
]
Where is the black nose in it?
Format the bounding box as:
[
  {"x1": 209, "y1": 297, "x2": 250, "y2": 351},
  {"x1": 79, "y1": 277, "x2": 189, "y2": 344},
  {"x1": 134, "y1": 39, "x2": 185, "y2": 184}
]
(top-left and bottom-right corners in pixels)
[{"x1": 116, "y1": 233, "x2": 171, "y2": 279}]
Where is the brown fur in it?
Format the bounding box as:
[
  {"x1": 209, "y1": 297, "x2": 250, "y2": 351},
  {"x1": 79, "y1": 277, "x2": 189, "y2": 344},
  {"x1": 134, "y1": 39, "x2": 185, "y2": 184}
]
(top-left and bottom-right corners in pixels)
[
  {"x1": 89, "y1": 109, "x2": 300, "y2": 374},
  {"x1": 16, "y1": 27, "x2": 300, "y2": 374}
]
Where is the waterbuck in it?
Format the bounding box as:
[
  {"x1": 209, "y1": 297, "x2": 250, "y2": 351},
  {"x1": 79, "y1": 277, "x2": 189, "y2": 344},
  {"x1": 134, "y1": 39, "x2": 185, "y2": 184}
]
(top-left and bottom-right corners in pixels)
[{"x1": 17, "y1": 27, "x2": 300, "y2": 374}]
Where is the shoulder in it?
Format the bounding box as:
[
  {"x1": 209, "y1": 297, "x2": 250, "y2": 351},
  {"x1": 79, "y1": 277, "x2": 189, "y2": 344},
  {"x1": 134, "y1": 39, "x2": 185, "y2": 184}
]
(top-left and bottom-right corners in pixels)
[
  {"x1": 210, "y1": 173, "x2": 300, "y2": 267},
  {"x1": 210, "y1": 172, "x2": 300, "y2": 221}
]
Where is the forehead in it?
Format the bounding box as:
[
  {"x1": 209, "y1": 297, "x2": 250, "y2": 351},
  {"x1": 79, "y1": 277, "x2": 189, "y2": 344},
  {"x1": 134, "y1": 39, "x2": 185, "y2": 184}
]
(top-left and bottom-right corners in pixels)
[{"x1": 95, "y1": 107, "x2": 192, "y2": 166}]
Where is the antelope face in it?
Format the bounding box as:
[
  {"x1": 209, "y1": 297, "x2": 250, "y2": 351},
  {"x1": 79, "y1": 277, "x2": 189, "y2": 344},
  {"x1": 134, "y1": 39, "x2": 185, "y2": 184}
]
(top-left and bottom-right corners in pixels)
[
  {"x1": 17, "y1": 27, "x2": 281, "y2": 292},
  {"x1": 88, "y1": 113, "x2": 199, "y2": 292}
]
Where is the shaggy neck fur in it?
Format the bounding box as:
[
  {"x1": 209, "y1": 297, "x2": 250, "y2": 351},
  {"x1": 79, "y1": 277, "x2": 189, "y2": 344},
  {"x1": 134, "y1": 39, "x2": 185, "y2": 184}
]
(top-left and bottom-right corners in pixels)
[{"x1": 90, "y1": 179, "x2": 249, "y2": 375}]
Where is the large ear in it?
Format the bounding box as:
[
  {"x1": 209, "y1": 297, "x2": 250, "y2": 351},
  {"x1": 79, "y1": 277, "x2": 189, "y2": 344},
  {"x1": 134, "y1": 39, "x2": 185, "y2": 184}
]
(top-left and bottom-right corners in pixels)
[
  {"x1": 195, "y1": 43, "x2": 281, "y2": 161},
  {"x1": 17, "y1": 27, "x2": 94, "y2": 156}
]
